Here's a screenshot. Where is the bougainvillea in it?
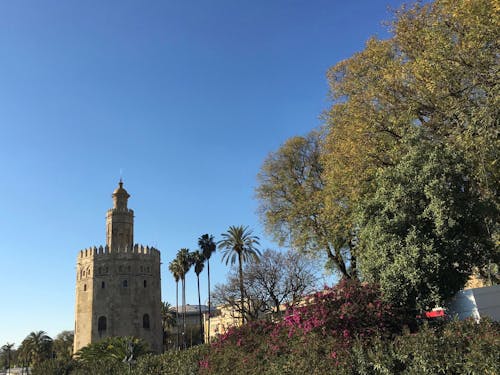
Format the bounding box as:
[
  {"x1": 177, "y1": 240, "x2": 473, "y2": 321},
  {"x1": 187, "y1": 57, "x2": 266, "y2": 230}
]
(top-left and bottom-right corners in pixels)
[
  {"x1": 280, "y1": 279, "x2": 410, "y2": 340},
  {"x1": 201, "y1": 280, "x2": 412, "y2": 374}
]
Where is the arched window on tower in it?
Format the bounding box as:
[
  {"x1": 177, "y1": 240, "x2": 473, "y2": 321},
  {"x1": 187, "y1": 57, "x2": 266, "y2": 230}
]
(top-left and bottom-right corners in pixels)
[
  {"x1": 123, "y1": 280, "x2": 128, "y2": 288},
  {"x1": 143, "y1": 280, "x2": 147, "y2": 288},
  {"x1": 83, "y1": 284, "x2": 87, "y2": 291},
  {"x1": 98, "y1": 316, "x2": 107, "y2": 336},
  {"x1": 101, "y1": 281, "x2": 105, "y2": 289},
  {"x1": 143, "y1": 314, "x2": 150, "y2": 329}
]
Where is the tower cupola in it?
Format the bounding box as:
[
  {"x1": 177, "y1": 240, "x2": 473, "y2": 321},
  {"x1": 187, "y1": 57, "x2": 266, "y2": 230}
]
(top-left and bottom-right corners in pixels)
[
  {"x1": 106, "y1": 180, "x2": 134, "y2": 249},
  {"x1": 112, "y1": 180, "x2": 130, "y2": 211}
]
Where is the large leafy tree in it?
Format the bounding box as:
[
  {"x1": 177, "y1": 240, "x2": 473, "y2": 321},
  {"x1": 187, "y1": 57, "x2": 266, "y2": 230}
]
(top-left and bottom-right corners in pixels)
[
  {"x1": 198, "y1": 233, "x2": 216, "y2": 342},
  {"x1": 357, "y1": 136, "x2": 495, "y2": 311},
  {"x1": 258, "y1": 0, "x2": 499, "y2": 283},
  {"x1": 256, "y1": 130, "x2": 356, "y2": 278},
  {"x1": 323, "y1": 0, "x2": 499, "y2": 252},
  {"x1": 191, "y1": 250, "x2": 205, "y2": 343},
  {"x1": 52, "y1": 331, "x2": 74, "y2": 360},
  {"x1": 218, "y1": 226, "x2": 261, "y2": 324}
]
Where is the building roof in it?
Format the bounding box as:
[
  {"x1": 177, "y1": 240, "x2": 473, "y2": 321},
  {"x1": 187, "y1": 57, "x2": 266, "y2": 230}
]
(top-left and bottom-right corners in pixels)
[{"x1": 170, "y1": 304, "x2": 215, "y2": 314}]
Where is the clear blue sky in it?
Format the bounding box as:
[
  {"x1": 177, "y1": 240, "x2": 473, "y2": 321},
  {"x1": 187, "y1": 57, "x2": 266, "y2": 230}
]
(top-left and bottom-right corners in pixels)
[{"x1": 0, "y1": 0, "x2": 408, "y2": 347}]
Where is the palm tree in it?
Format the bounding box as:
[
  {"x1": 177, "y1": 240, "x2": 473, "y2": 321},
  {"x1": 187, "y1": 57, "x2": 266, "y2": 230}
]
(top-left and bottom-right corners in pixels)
[
  {"x1": 168, "y1": 259, "x2": 182, "y2": 349},
  {"x1": 21, "y1": 331, "x2": 53, "y2": 368},
  {"x1": 198, "y1": 233, "x2": 216, "y2": 342},
  {"x1": 76, "y1": 336, "x2": 148, "y2": 364},
  {"x1": 161, "y1": 301, "x2": 177, "y2": 351},
  {"x1": 161, "y1": 301, "x2": 176, "y2": 331},
  {"x1": 1, "y1": 343, "x2": 14, "y2": 373},
  {"x1": 176, "y1": 248, "x2": 193, "y2": 349},
  {"x1": 218, "y1": 225, "x2": 261, "y2": 325},
  {"x1": 191, "y1": 250, "x2": 205, "y2": 343}
]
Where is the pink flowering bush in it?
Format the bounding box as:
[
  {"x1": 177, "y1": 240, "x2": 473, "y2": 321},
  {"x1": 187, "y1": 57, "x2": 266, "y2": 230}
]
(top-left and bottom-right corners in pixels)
[
  {"x1": 279, "y1": 279, "x2": 409, "y2": 341},
  {"x1": 200, "y1": 280, "x2": 411, "y2": 374}
]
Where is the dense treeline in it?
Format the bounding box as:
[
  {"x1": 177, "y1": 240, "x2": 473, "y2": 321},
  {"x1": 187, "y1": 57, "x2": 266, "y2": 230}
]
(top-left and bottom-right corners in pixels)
[{"x1": 0, "y1": 331, "x2": 73, "y2": 373}]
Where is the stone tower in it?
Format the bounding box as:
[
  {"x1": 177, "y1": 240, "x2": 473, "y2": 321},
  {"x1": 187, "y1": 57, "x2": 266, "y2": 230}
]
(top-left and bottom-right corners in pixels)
[{"x1": 74, "y1": 181, "x2": 162, "y2": 353}]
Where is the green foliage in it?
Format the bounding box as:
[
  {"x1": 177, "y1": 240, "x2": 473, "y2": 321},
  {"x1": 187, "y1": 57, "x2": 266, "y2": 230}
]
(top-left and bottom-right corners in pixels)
[
  {"x1": 75, "y1": 336, "x2": 149, "y2": 364},
  {"x1": 358, "y1": 136, "x2": 494, "y2": 310},
  {"x1": 71, "y1": 359, "x2": 128, "y2": 375},
  {"x1": 198, "y1": 234, "x2": 216, "y2": 262},
  {"x1": 132, "y1": 345, "x2": 209, "y2": 375},
  {"x1": 191, "y1": 250, "x2": 205, "y2": 276},
  {"x1": 256, "y1": 130, "x2": 356, "y2": 278},
  {"x1": 350, "y1": 319, "x2": 500, "y2": 375},
  {"x1": 324, "y1": 0, "x2": 499, "y2": 202},
  {"x1": 218, "y1": 225, "x2": 261, "y2": 324},
  {"x1": 218, "y1": 226, "x2": 261, "y2": 266},
  {"x1": 31, "y1": 358, "x2": 77, "y2": 375},
  {"x1": 19, "y1": 330, "x2": 53, "y2": 367},
  {"x1": 161, "y1": 301, "x2": 176, "y2": 330},
  {"x1": 53, "y1": 331, "x2": 74, "y2": 361}
]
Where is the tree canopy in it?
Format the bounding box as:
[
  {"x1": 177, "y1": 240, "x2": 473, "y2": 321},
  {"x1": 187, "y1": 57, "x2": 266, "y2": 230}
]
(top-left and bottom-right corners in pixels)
[
  {"x1": 256, "y1": 130, "x2": 356, "y2": 278},
  {"x1": 256, "y1": 0, "x2": 498, "y2": 306},
  {"x1": 357, "y1": 135, "x2": 495, "y2": 310}
]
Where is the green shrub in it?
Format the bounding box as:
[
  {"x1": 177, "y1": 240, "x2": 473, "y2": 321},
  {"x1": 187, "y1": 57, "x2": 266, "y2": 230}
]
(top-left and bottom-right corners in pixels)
[
  {"x1": 351, "y1": 319, "x2": 500, "y2": 375},
  {"x1": 31, "y1": 358, "x2": 77, "y2": 375},
  {"x1": 133, "y1": 345, "x2": 209, "y2": 375}
]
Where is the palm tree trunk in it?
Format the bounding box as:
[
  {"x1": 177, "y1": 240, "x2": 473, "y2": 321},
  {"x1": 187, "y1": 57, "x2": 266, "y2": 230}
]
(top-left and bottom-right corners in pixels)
[
  {"x1": 238, "y1": 251, "x2": 245, "y2": 325},
  {"x1": 182, "y1": 277, "x2": 186, "y2": 349},
  {"x1": 207, "y1": 259, "x2": 211, "y2": 343},
  {"x1": 197, "y1": 274, "x2": 203, "y2": 344},
  {"x1": 175, "y1": 280, "x2": 179, "y2": 350}
]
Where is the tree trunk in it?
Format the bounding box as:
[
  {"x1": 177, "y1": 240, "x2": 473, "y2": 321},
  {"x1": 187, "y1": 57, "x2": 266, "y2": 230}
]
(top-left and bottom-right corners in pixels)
[
  {"x1": 176, "y1": 281, "x2": 179, "y2": 350},
  {"x1": 182, "y1": 277, "x2": 186, "y2": 349},
  {"x1": 207, "y1": 260, "x2": 211, "y2": 343},
  {"x1": 197, "y1": 274, "x2": 204, "y2": 344},
  {"x1": 238, "y1": 251, "x2": 245, "y2": 325}
]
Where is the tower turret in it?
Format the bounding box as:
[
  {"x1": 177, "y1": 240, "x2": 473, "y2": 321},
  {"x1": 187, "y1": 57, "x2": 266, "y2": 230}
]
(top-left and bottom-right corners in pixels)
[{"x1": 106, "y1": 180, "x2": 134, "y2": 249}]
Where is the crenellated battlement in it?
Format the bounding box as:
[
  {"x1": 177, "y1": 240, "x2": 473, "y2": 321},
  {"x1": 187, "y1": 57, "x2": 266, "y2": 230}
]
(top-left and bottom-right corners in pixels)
[{"x1": 78, "y1": 244, "x2": 160, "y2": 259}]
